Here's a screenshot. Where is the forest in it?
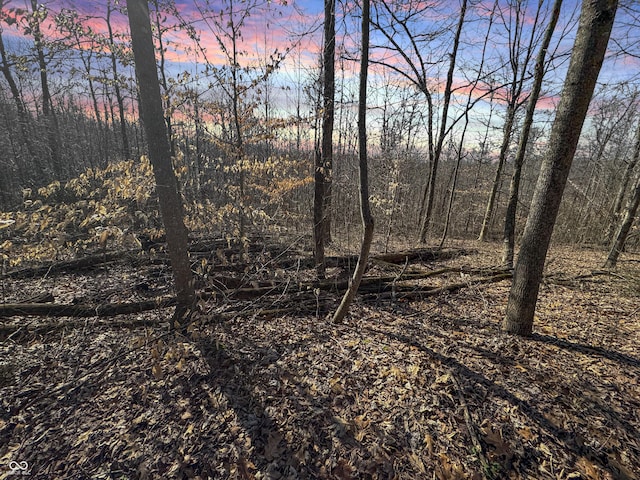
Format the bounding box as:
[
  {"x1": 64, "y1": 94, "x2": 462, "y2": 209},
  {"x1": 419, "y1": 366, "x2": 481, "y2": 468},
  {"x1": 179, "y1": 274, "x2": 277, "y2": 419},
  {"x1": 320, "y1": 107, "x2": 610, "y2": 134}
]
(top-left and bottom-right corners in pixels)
[{"x1": 0, "y1": 0, "x2": 639, "y2": 478}]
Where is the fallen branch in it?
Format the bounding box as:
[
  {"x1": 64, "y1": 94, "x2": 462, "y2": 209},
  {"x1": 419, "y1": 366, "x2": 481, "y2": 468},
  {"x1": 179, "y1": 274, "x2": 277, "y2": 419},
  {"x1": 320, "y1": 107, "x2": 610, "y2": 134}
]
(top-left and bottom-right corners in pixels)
[
  {"x1": 211, "y1": 266, "x2": 509, "y2": 300},
  {"x1": 545, "y1": 269, "x2": 628, "y2": 285},
  {"x1": 450, "y1": 370, "x2": 494, "y2": 479},
  {"x1": 17, "y1": 292, "x2": 55, "y2": 304},
  {"x1": 4, "y1": 251, "x2": 143, "y2": 279},
  {"x1": 1, "y1": 267, "x2": 510, "y2": 321},
  {"x1": 361, "y1": 273, "x2": 512, "y2": 302},
  {"x1": 0, "y1": 297, "x2": 176, "y2": 318}
]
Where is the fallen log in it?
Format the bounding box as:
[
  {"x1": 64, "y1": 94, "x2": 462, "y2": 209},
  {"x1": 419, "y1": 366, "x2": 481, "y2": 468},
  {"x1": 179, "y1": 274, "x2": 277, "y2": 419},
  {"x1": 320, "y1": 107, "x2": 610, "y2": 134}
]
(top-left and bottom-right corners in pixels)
[
  {"x1": 0, "y1": 273, "x2": 510, "y2": 339},
  {"x1": 212, "y1": 266, "x2": 508, "y2": 300},
  {"x1": 361, "y1": 273, "x2": 513, "y2": 302},
  {"x1": 274, "y1": 247, "x2": 475, "y2": 270},
  {"x1": 4, "y1": 251, "x2": 143, "y2": 279},
  {"x1": 17, "y1": 292, "x2": 55, "y2": 304},
  {"x1": 0, "y1": 297, "x2": 176, "y2": 318}
]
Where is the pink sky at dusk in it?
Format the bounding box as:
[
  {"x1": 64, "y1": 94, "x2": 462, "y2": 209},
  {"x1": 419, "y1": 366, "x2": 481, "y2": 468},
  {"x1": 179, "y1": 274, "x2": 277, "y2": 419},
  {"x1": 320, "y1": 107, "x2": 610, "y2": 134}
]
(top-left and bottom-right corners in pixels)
[{"x1": 1, "y1": 0, "x2": 638, "y2": 143}]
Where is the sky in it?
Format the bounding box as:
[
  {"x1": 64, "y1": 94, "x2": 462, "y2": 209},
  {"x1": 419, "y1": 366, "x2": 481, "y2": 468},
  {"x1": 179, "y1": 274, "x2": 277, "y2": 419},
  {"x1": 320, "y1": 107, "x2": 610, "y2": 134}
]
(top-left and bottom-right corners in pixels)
[{"x1": 1, "y1": 0, "x2": 639, "y2": 151}]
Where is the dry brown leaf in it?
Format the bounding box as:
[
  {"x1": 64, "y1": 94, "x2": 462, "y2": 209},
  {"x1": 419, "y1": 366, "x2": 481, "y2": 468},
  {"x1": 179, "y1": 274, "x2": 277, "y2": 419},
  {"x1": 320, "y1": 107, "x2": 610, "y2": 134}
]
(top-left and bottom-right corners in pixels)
[
  {"x1": 151, "y1": 363, "x2": 163, "y2": 380},
  {"x1": 517, "y1": 426, "x2": 537, "y2": 441},
  {"x1": 576, "y1": 456, "x2": 600, "y2": 480},
  {"x1": 333, "y1": 459, "x2": 354, "y2": 479},
  {"x1": 409, "y1": 453, "x2": 427, "y2": 474},
  {"x1": 436, "y1": 452, "x2": 466, "y2": 480},
  {"x1": 264, "y1": 431, "x2": 284, "y2": 461},
  {"x1": 482, "y1": 427, "x2": 512, "y2": 460}
]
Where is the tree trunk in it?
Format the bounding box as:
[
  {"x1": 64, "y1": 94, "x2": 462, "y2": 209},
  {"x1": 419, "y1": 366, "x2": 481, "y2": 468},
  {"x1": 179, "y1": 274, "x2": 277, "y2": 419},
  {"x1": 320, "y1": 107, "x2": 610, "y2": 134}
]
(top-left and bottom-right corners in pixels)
[
  {"x1": 107, "y1": 0, "x2": 131, "y2": 160},
  {"x1": 503, "y1": 0, "x2": 618, "y2": 336},
  {"x1": 604, "y1": 120, "x2": 640, "y2": 246},
  {"x1": 29, "y1": 0, "x2": 61, "y2": 177},
  {"x1": 321, "y1": 0, "x2": 335, "y2": 246},
  {"x1": 0, "y1": 26, "x2": 33, "y2": 158},
  {"x1": 314, "y1": 0, "x2": 336, "y2": 278},
  {"x1": 502, "y1": 0, "x2": 563, "y2": 268},
  {"x1": 127, "y1": 0, "x2": 194, "y2": 320},
  {"x1": 418, "y1": 0, "x2": 467, "y2": 243},
  {"x1": 477, "y1": 107, "x2": 516, "y2": 242},
  {"x1": 151, "y1": 0, "x2": 175, "y2": 158},
  {"x1": 0, "y1": 29, "x2": 25, "y2": 116},
  {"x1": 333, "y1": 0, "x2": 374, "y2": 324},
  {"x1": 605, "y1": 171, "x2": 640, "y2": 268},
  {"x1": 479, "y1": 0, "x2": 545, "y2": 243}
]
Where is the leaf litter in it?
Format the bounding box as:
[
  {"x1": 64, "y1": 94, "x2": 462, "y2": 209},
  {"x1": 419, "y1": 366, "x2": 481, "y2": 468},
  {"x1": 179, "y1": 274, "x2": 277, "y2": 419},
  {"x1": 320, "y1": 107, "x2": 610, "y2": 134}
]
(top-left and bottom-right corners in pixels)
[{"x1": 0, "y1": 242, "x2": 639, "y2": 479}]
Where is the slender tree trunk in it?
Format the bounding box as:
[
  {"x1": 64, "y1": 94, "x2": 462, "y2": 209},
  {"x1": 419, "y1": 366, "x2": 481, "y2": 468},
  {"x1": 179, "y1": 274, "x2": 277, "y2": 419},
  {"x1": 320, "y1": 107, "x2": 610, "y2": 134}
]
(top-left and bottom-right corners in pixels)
[
  {"x1": 30, "y1": 0, "x2": 53, "y2": 119},
  {"x1": 0, "y1": 27, "x2": 33, "y2": 157},
  {"x1": 229, "y1": 1, "x2": 246, "y2": 238},
  {"x1": 605, "y1": 142, "x2": 640, "y2": 268},
  {"x1": 321, "y1": 0, "x2": 335, "y2": 245},
  {"x1": 502, "y1": 0, "x2": 563, "y2": 268},
  {"x1": 440, "y1": 6, "x2": 496, "y2": 248},
  {"x1": 29, "y1": 0, "x2": 61, "y2": 177},
  {"x1": 127, "y1": 0, "x2": 194, "y2": 320},
  {"x1": 0, "y1": 29, "x2": 25, "y2": 116},
  {"x1": 418, "y1": 0, "x2": 467, "y2": 243},
  {"x1": 503, "y1": 0, "x2": 618, "y2": 336},
  {"x1": 439, "y1": 121, "x2": 466, "y2": 249},
  {"x1": 479, "y1": 0, "x2": 544, "y2": 242},
  {"x1": 107, "y1": 1, "x2": 131, "y2": 160},
  {"x1": 314, "y1": 0, "x2": 336, "y2": 278},
  {"x1": 604, "y1": 120, "x2": 640, "y2": 245},
  {"x1": 333, "y1": 0, "x2": 373, "y2": 324},
  {"x1": 478, "y1": 107, "x2": 515, "y2": 241},
  {"x1": 151, "y1": 0, "x2": 175, "y2": 158}
]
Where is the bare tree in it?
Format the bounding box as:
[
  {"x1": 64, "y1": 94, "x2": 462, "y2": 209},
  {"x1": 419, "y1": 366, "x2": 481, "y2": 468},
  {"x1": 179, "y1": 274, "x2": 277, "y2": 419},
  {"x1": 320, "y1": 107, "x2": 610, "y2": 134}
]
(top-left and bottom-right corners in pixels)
[
  {"x1": 127, "y1": 0, "x2": 194, "y2": 321},
  {"x1": 417, "y1": 0, "x2": 467, "y2": 242},
  {"x1": 106, "y1": 0, "x2": 131, "y2": 160},
  {"x1": 605, "y1": 128, "x2": 640, "y2": 268},
  {"x1": 54, "y1": 8, "x2": 105, "y2": 166},
  {"x1": 314, "y1": 0, "x2": 336, "y2": 278},
  {"x1": 478, "y1": 0, "x2": 545, "y2": 242},
  {"x1": 369, "y1": 0, "x2": 470, "y2": 242},
  {"x1": 23, "y1": 0, "x2": 61, "y2": 176},
  {"x1": 0, "y1": 5, "x2": 33, "y2": 160},
  {"x1": 604, "y1": 118, "x2": 640, "y2": 245},
  {"x1": 502, "y1": 0, "x2": 563, "y2": 268},
  {"x1": 439, "y1": 0, "x2": 498, "y2": 248},
  {"x1": 503, "y1": 0, "x2": 618, "y2": 336},
  {"x1": 0, "y1": 4, "x2": 25, "y2": 117},
  {"x1": 333, "y1": 0, "x2": 374, "y2": 324}
]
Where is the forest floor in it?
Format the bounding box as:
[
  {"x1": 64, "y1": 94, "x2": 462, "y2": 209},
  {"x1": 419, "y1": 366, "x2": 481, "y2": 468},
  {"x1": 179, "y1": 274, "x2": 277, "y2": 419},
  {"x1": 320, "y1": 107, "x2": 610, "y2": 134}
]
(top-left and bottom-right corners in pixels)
[{"x1": 0, "y1": 239, "x2": 639, "y2": 479}]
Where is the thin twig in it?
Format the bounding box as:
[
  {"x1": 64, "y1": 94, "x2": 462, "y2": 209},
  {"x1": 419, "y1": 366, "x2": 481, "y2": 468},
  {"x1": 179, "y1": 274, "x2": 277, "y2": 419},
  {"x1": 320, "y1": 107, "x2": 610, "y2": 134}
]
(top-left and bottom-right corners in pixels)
[{"x1": 450, "y1": 369, "x2": 494, "y2": 480}]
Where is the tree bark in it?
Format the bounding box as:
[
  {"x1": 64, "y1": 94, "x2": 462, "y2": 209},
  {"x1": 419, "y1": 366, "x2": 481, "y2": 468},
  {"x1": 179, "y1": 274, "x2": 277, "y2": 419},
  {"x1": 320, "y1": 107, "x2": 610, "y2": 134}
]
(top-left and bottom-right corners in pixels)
[
  {"x1": 314, "y1": 0, "x2": 336, "y2": 278},
  {"x1": 0, "y1": 25, "x2": 33, "y2": 158},
  {"x1": 28, "y1": 0, "x2": 61, "y2": 177},
  {"x1": 333, "y1": 0, "x2": 374, "y2": 323},
  {"x1": 605, "y1": 172, "x2": 640, "y2": 268},
  {"x1": 151, "y1": 0, "x2": 176, "y2": 158},
  {"x1": 127, "y1": 0, "x2": 194, "y2": 320},
  {"x1": 477, "y1": 106, "x2": 515, "y2": 242},
  {"x1": 503, "y1": 0, "x2": 618, "y2": 336},
  {"x1": 107, "y1": 0, "x2": 131, "y2": 160},
  {"x1": 0, "y1": 27, "x2": 25, "y2": 116},
  {"x1": 604, "y1": 120, "x2": 640, "y2": 246},
  {"x1": 418, "y1": 0, "x2": 467, "y2": 242},
  {"x1": 502, "y1": 0, "x2": 563, "y2": 268},
  {"x1": 478, "y1": 0, "x2": 544, "y2": 243}
]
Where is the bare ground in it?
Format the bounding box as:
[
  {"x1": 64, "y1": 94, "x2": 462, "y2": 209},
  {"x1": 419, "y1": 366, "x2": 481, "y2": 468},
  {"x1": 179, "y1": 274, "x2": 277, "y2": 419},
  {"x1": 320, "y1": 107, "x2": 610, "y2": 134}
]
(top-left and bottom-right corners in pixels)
[{"x1": 1, "y1": 241, "x2": 639, "y2": 479}]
